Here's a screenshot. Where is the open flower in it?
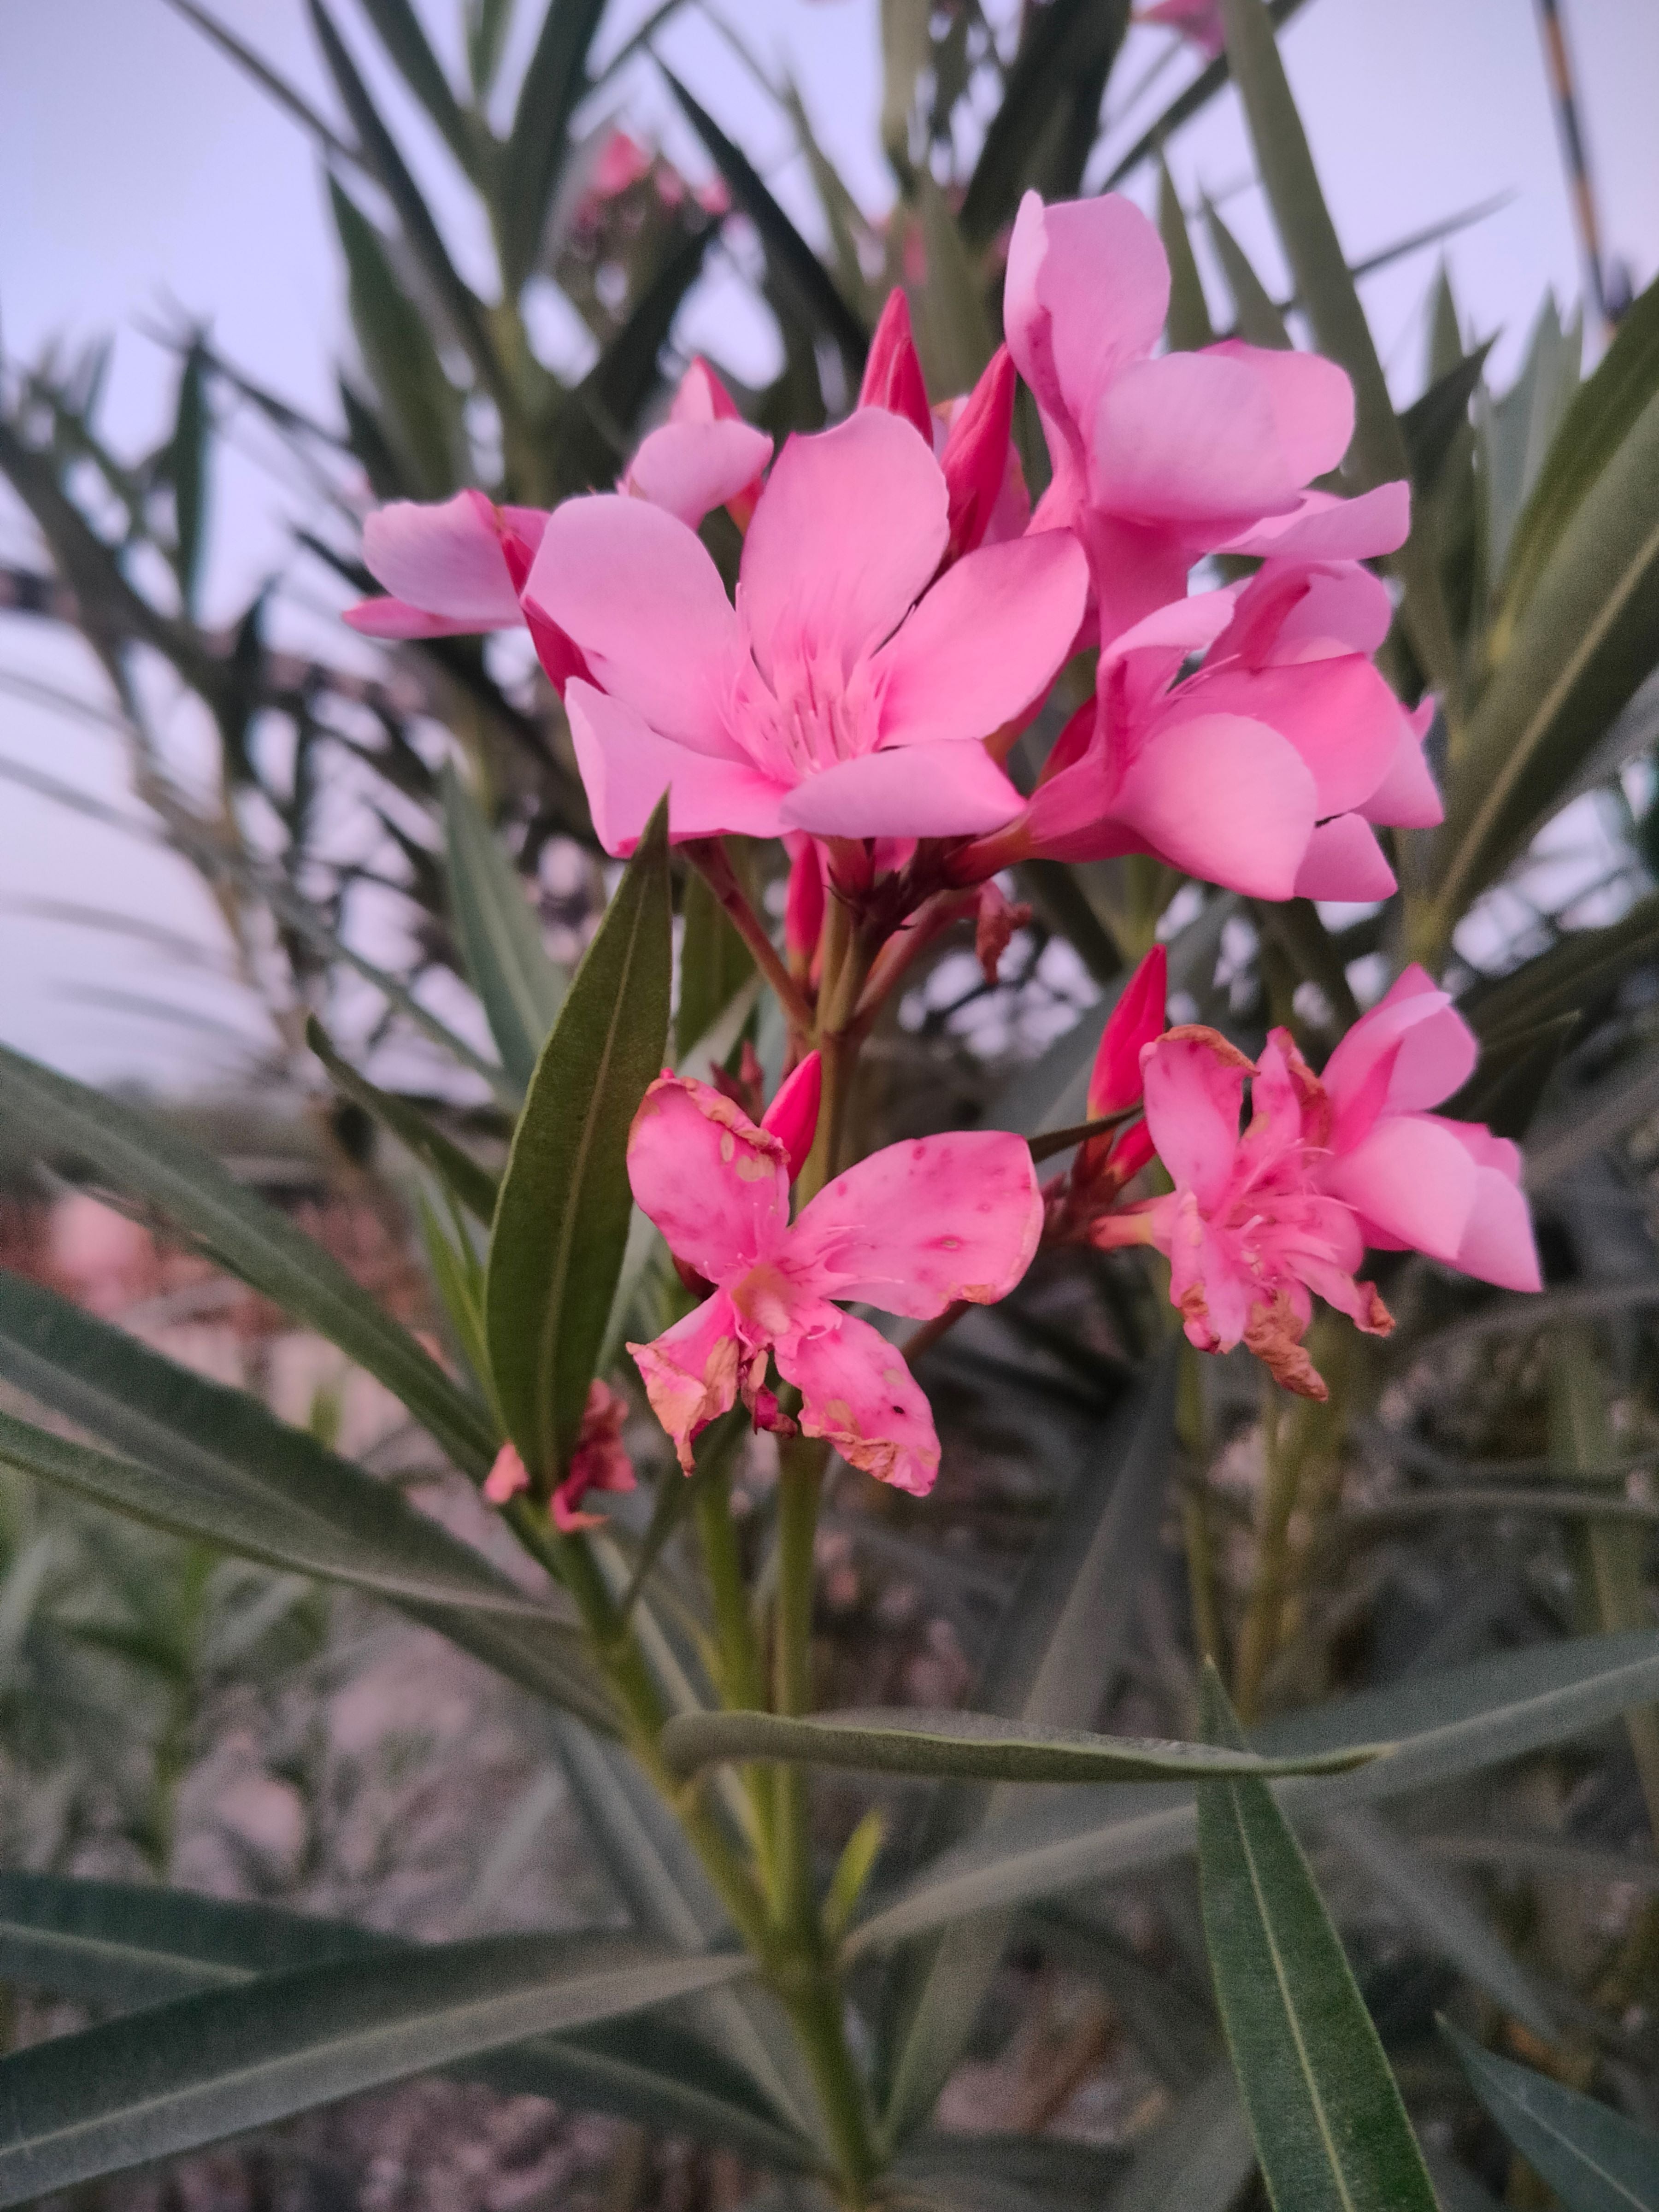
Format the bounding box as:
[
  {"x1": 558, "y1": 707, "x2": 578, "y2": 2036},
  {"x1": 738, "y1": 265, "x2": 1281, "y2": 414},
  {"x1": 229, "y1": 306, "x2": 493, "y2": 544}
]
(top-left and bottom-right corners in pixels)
[
  {"x1": 965, "y1": 560, "x2": 1439, "y2": 903},
  {"x1": 1003, "y1": 190, "x2": 1409, "y2": 645},
  {"x1": 625, "y1": 1066, "x2": 1043, "y2": 1494},
  {"x1": 525, "y1": 406, "x2": 1088, "y2": 853}
]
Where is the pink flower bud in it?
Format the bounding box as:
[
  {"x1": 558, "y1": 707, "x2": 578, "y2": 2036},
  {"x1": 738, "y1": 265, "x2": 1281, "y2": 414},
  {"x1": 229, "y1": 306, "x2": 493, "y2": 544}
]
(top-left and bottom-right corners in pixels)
[
  {"x1": 941, "y1": 347, "x2": 1018, "y2": 561},
  {"x1": 483, "y1": 1441, "x2": 530, "y2": 1506},
  {"x1": 671, "y1": 357, "x2": 742, "y2": 425},
  {"x1": 784, "y1": 838, "x2": 827, "y2": 977},
  {"x1": 1087, "y1": 946, "x2": 1167, "y2": 1124},
  {"x1": 858, "y1": 289, "x2": 933, "y2": 445},
  {"x1": 760, "y1": 1052, "x2": 823, "y2": 1183}
]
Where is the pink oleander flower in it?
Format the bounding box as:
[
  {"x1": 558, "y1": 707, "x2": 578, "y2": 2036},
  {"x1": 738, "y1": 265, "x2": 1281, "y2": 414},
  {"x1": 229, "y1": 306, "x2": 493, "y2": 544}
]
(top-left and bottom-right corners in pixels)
[
  {"x1": 1136, "y1": 0, "x2": 1224, "y2": 56},
  {"x1": 482, "y1": 1380, "x2": 637, "y2": 1531},
  {"x1": 525, "y1": 406, "x2": 1088, "y2": 853},
  {"x1": 964, "y1": 559, "x2": 1440, "y2": 903},
  {"x1": 1097, "y1": 982, "x2": 1540, "y2": 1396},
  {"x1": 624, "y1": 1063, "x2": 1043, "y2": 1494},
  {"x1": 1003, "y1": 190, "x2": 1410, "y2": 645}
]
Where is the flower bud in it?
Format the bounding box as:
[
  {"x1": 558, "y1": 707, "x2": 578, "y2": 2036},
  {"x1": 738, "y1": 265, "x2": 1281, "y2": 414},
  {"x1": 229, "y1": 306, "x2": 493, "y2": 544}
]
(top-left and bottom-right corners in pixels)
[{"x1": 858, "y1": 288, "x2": 933, "y2": 444}]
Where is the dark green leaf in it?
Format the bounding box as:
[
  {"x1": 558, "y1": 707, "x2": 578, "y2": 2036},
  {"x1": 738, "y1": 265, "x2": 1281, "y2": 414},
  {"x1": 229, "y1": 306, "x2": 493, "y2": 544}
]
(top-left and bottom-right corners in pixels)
[
  {"x1": 498, "y1": 0, "x2": 611, "y2": 291},
  {"x1": 553, "y1": 219, "x2": 717, "y2": 491},
  {"x1": 1099, "y1": 2063, "x2": 1255, "y2": 2212},
  {"x1": 1461, "y1": 891, "x2": 1659, "y2": 1041},
  {"x1": 659, "y1": 66, "x2": 868, "y2": 381},
  {"x1": 442, "y1": 765, "x2": 567, "y2": 1092},
  {"x1": 1399, "y1": 342, "x2": 1494, "y2": 495},
  {"x1": 0, "y1": 1930, "x2": 748, "y2": 2205},
  {"x1": 167, "y1": 340, "x2": 210, "y2": 614},
  {"x1": 358, "y1": 0, "x2": 476, "y2": 176},
  {"x1": 1444, "y1": 2024, "x2": 1659, "y2": 2212},
  {"x1": 1205, "y1": 200, "x2": 1290, "y2": 348},
  {"x1": 329, "y1": 175, "x2": 465, "y2": 500},
  {"x1": 662, "y1": 1707, "x2": 1386, "y2": 1785},
  {"x1": 161, "y1": 0, "x2": 356, "y2": 163},
  {"x1": 1159, "y1": 162, "x2": 1216, "y2": 351},
  {"x1": 486, "y1": 798, "x2": 672, "y2": 1482},
  {"x1": 1101, "y1": 0, "x2": 1311, "y2": 191},
  {"x1": 0, "y1": 1041, "x2": 497, "y2": 1477},
  {"x1": 959, "y1": 0, "x2": 1130, "y2": 244},
  {"x1": 308, "y1": 1017, "x2": 499, "y2": 1225},
  {"x1": 1196, "y1": 1664, "x2": 1438, "y2": 2212},
  {"x1": 467, "y1": 0, "x2": 515, "y2": 95}
]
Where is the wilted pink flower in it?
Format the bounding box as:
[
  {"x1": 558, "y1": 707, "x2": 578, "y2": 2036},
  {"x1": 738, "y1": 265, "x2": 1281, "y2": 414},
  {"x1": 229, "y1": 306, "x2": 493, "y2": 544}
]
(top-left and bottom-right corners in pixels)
[
  {"x1": 1003, "y1": 191, "x2": 1409, "y2": 644},
  {"x1": 625, "y1": 1070, "x2": 1042, "y2": 1493},
  {"x1": 965, "y1": 559, "x2": 1438, "y2": 902},
  {"x1": 526, "y1": 407, "x2": 1088, "y2": 853},
  {"x1": 482, "y1": 1380, "x2": 638, "y2": 1532},
  {"x1": 1313, "y1": 967, "x2": 1541, "y2": 1292},
  {"x1": 1136, "y1": 0, "x2": 1224, "y2": 56}
]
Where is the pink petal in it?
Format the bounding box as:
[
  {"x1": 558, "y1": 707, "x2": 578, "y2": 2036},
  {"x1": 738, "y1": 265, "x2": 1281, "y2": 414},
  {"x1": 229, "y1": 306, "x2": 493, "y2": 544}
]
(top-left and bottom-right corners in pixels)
[
  {"x1": 858, "y1": 288, "x2": 934, "y2": 443},
  {"x1": 1202, "y1": 341, "x2": 1355, "y2": 484},
  {"x1": 526, "y1": 495, "x2": 739, "y2": 754},
  {"x1": 777, "y1": 741, "x2": 1025, "y2": 838},
  {"x1": 1454, "y1": 1166, "x2": 1542, "y2": 1292},
  {"x1": 1111, "y1": 713, "x2": 1320, "y2": 901},
  {"x1": 622, "y1": 419, "x2": 773, "y2": 527},
  {"x1": 630, "y1": 1290, "x2": 744, "y2": 1473},
  {"x1": 941, "y1": 346, "x2": 1019, "y2": 559},
  {"x1": 1292, "y1": 814, "x2": 1398, "y2": 901},
  {"x1": 1004, "y1": 192, "x2": 1169, "y2": 450},
  {"x1": 1219, "y1": 481, "x2": 1411, "y2": 561},
  {"x1": 670, "y1": 357, "x2": 742, "y2": 425},
  {"x1": 1361, "y1": 704, "x2": 1443, "y2": 827},
  {"x1": 566, "y1": 682, "x2": 789, "y2": 854},
  {"x1": 1141, "y1": 1032, "x2": 1249, "y2": 1213},
  {"x1": 788, "y1": 1130, "x2": 1042, "y2": 1318},
  {"x1": 1177, "y1": 656, "x2": 1402, "y2": 819},
  {"x1": 1088, "y1": 946, "x2": 1168, "y2": 1120},
  {"x1": 783, "y1": 836, "x2": 826, "y2": 968},
  {"x1": 760, "y1": 1053, "x2": 822, "y2": 1183},
  {"x1": 343, "y1": 597, "x2": 494, "y2": 640},
  {"x1": 774, "y1": 1306, "x2": 941, "y2": 1495},
  {"x1": 874, "y1": 529, "x2": 1088, "y2": 749},
  {"x1": 1161, "y1": 1188, "x2": 1253, "y2": 1352},
  {"x1": 1323, "y1": 965, "x2": 1476, "y2": 1126},
  {"x1": 1266, "y1": 560, "x2": 1394, "y2": 655},
  {"x1": 1319, "y1": 1112, "x2": 1479, "y2": 1264},
  {"x1": 1090, "y1": 353, "x2": 1304, "y2": 528},
  {"x1": 360, "y1": 490, "x2": 523, "y2": 626},
  {"x1": 483, "y1": 1441, "x2": 529, "y2": 1505},
  {"x1": 628, "y1": 1072, "x2": 790, "y2": 1284},
  {"x1": 738, "y1": 411, "x2": 948, "y2": 681}
]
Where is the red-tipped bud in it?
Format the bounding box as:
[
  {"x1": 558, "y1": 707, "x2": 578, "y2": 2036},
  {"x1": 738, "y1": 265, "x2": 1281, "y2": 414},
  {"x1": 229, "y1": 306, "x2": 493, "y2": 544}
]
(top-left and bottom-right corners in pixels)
[
  {"x1": 1087, "y1": 946, "x2": 1168, "y2": 1124},
  {"x1": 761, "y1": 1051, "x2": 822, "y2": 1183},
  {"x1": 784, "y1": 839, "x2": 827, "y2": 978},
  {"x1": 858, "y1": 289, "x2": 933, "y2": 445},
  {"x1": 670, "y1": 355, "x2": 741, "y2": 425},
  {"x1": 941, "y1": 346, "x2": 1020, "y2": 561}
]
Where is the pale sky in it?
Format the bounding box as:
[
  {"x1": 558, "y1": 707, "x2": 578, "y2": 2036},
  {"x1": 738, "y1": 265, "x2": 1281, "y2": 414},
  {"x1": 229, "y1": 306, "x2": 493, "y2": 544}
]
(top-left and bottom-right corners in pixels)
[{"x1": 2, "y1": 0, "x2": 1656, "y2": 1083}]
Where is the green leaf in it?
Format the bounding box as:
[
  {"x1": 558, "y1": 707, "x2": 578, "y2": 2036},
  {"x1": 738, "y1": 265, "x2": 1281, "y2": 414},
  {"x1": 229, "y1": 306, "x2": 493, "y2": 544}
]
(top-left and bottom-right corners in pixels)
[
  {"x1": 166, "y1": 340, "x2": 210, "y2": 615},
  {"x1": 959, "y1": 0, "x2": 1130, "y2": 244},
  {"x1": 1461, "y1": 890, "x2": 1659, "y2": 1041},
  {"x1": 0, "y1": 1041, "x2": 497, "y2": 1477},
  {"x1": 308, "y1": 1017, "x2": 499, "y2": 1225},
  {"x1": 677, "y1": 861, "x2": 755, "y2": 1065},
  {"x1": 1101, "y1": 0, "x2": 1312, "y2": 191},
  {"x1": 1205, "y1": 200, "x2": 1290, "y2": 348},
  {"x1": 486, "y1": 797, "x2": 672, "y2": 1482},
  {"x1": 659, "y1": 66, "x2": 868, "y2": 381},
  {"x1": 0, "y1": 1930, "x2": 749, "y2": 2205},
  {"x1": 1196, "y1": 1664, "x2": 1438, "y2": 2212},
  {"x1": 894, "y1": 2132, "x2": 1131, "y2": 2209},
  {"x1": 0, "y1": 1873, "x2": 811, "y2": 2171},
  {"x1": 911, "y1": 171, "x2": 996, "y2": 397},
  {"x1": 1399, "y1": 342, "x2": 1494, "y2": 495},
  {"x1": 552, "y1": 219, "x2": 718, "y2": 491},
  {"x1": 1099, "y1": 2063, "x2": 1256, "y2": 2212},
  {"x1": 467, "y1": 0, "x2": 515, "y2": 95},
  {"x1": 1444, "y1": 2024, "x2": 1659, "y2": 2212},
  {"x1": 442, "y1": 765, "x2": 567, "y2": 1092},
  {"x1": 498, "y1": 0, "x2": 610, "y2": 291},
  {"x1": 329, "y1": 175, "x2": 465, "y2": 500},
  {"x1": 662, "y1": 1707, "x2": 1387, "y2": 1785},
  {"x1": 1158, "y1": 162, "x2": 1217, "y2": 351},
  {"x1": 161, "y1": 0, "x2": 357, "y2": 163},
  {"x1": 1481, "y1": 294, "x2": 1582, "y2": 588},
  {"x1": 358, "y1": 0, "x2": 476, "y2": 176}
]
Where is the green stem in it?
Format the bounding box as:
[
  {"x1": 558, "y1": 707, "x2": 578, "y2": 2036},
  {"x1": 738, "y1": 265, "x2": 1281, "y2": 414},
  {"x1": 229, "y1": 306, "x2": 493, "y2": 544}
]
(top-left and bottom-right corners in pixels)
[
  {"x1": 779, "y1": 1965, "x2": 878, "y2": 2203},
  {"x1": 772, "y1": 1434, "x2": 826, "y2": 1937},
  {"x1": 696, "y1": 1464, "x2": 776, "y2": 1864}
]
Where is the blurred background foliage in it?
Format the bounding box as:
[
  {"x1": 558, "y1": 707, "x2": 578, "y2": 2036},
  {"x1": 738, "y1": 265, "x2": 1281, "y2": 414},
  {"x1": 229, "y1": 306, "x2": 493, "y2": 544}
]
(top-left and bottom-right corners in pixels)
[{"x1": 0, "y1": 1, "x2": 1658, "y2": 2207}]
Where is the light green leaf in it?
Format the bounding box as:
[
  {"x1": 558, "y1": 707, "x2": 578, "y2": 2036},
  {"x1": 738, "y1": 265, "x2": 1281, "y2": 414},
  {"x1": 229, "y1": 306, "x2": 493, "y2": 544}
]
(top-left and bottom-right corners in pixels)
[
  {"x1": 0, "y1": 1930, "x2": 749, "y2": 2205},
  {"x1": 1480, "y1": 294, "x2": 1582, "y2": 591},
  {"x1": 486, "y1": 797, "x2": 672, "y2": 1482},
  {"x1": 498, "y1": 0, "x2": 610, "y2": 290},
  {"x1": 442, "y1": 765, "x2": 567, "y2": 1093},
  {"x1": 308, "y1": 1016, "x2": 499, "y2": 1225},
  {"x1": 911, "y1": 171, "x2": 995, "y2": 398},
  {"x1": 0, "y1": 1042, "x2": 496, "y2": 1477},
  {"x1": 1444, "y1": 2024, "x2": 1659, "y2": 2212},
  {"x1": 0, "y1": 1873, "x2": 812, "y2": 2171},
  {"x1": 665, "y1": 1708, "x2": 1385, "y2": 1787},
  {"x1": 1196, "y1": 1665, "x2": 1438, "y2": 2212}
]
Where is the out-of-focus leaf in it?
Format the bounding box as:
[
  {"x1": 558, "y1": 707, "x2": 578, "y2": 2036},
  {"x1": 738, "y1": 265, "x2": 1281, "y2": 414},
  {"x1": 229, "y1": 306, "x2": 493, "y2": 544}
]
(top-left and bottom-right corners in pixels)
[
  {"x1": 0, "y1": 1873, "x2": 811, "y2": 2170},
  {"x1": 307, "y1": 1016, "x2": 499, "y2": 1225},
  {"x1": 486, "y1": 799, "x2": 672, "y2": 1483},
  {"x1": 0, "y1": 1931, "x2": 749, "y2": 2206},
  {"x1": 1159, "y1": 162, "x2": 1216, "y2": 350},
  {"x1": 1444, "y1": 2024, "x2": 1659, "y2": 2212},
  {"x1": 677, "y1": 859, "x2": 755, "y2": 1065},
  {"x1": 329, "y1": 175, "x2": 465, "y2": 500},
  {"x1": 1101, "y1": 0, "x2": 1311, "y2": 190},
  {"x1": 659, "y1": 66, "x2": 868, "y2": 382},
  {"x1": 785, "y1": 83, "x2": 876, "y2": 320},
  {"x1": 663, "y1": 1708, "x2": 1385, "y2": 1785},
  {"x1": 166, "y1": 340, "x2": 210, "y2": 615},
  {"x1": 1442, "y1": 1012, "x2": 1574, "y2": 1143},
  {"x1": 912, "y1": 171, "x2": 996, "y2": 397},
  {"x1": 1481, "y1": 294, "x2": 1583, "y2": 588},
  {"x1": 1218, "y1": 0, "x2": 1457, "y2": 706},
  {"x1": 1197, "y1": 1665, "x2": 1439, "y2": 2212},
  {"x1": 1400, "y1": 341, "x2": 1494, "y2": 494},
  {"x1": 880, "y1": 0, "x2": 931, "y2": 167},
  {"x1": 442, "y1": 765, "x2": 566, "y2": 1092},
  {"x1": 1205, "y1": 200, "x2": 1290, "y2": 348},
  {"x1": 418, "y1": 1192, "x2": 492, "y2": 1393},
  {"x1": 162, "y1": 0, "x2": 356, "y2": 164},
  {"x1": 959, "y1": 0, "x2": 1130, "y2": 245},
  {"x1": 358, "y1": 0, "x2": 476, "y2": 176},
  {"x1": 1100, "y1": 2063, "x2": 1255, "y2": 2212},
  {"x1": 895, "y1": 2133, "x2": 1130, "y2": 2209},
  {"x1": 0, "y1": 1041, "x2": 497, "y2": 1478},
  {"x1": 553, "y1": 219, "x2": 718, "y2": 491},
  {"x1": 497, "y1": 0, "x2": 609, "y2": 290},
  {"x1": 1462, "y1": 892, "x2": 1659, "y2": 1040}
]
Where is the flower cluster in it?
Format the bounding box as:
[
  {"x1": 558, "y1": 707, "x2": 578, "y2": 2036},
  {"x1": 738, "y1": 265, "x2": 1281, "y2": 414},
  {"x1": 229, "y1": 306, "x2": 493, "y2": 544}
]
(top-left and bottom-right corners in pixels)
[{"x1": 343, "y1": 186, "x2": 1540, "y2": 1491}]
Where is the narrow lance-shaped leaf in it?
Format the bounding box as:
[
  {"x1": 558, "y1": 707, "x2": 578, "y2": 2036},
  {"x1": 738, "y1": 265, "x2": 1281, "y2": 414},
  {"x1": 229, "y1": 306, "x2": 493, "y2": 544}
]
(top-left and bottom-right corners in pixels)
[
  {"x1": 1443, "y1": 2023, "x2": 1659, "y2": 2212},
  {"x1": 1101, "y1": 0, "x2": 1312, "y2": 191},
  {"x1": 487, "y1": 796, "x2": 673, "y2": 1483},
  {"x1": 1196, "y1": 1663, "x2": 1439, "y2": 2212},
  {"x1": 498, "y1": 0, "x2": 610, "y2": 291},
  {"x1": 0, "y1": 1932, "x2": 749, "y2": 2207},
  {"x1": 677, "y1": 853, "x2": 754, "y2": 1066},
  {"x1": 959, "y1": 0, "x2": 1129, "y2": 244},
  {"x1": 167, "y1": 339, "x2": 210, "y2": 615},
  {"x1": 357, "y1": 0, "x2": 477, "y2": 176},
  {"x1": 308, "y1": 1017, "x2": 499, "y2": 1226},
  {"x1": 329, "y1": 175, "x2": 465, "y2": 501},
  {"x1": 662, "y1": 1707, "x2": 1387, "y2": 1786},
  {"x1": 442, "y1": 765, "x2": 567, "y2": 1093}
]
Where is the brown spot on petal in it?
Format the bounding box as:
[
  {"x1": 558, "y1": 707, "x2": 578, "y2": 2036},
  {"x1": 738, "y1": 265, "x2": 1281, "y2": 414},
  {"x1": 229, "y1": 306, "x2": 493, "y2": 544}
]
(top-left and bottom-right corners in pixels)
[
  {"x1": 1243, "y1": 1291, "x2": 1327, "y2": 1400},
  {"x1": 1359, "y1": 1281, "x2": 1394, "y2": 1336},
  {"x1": 1162, "y1": 1023, "x2": 1256, "y2": 1071}
]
